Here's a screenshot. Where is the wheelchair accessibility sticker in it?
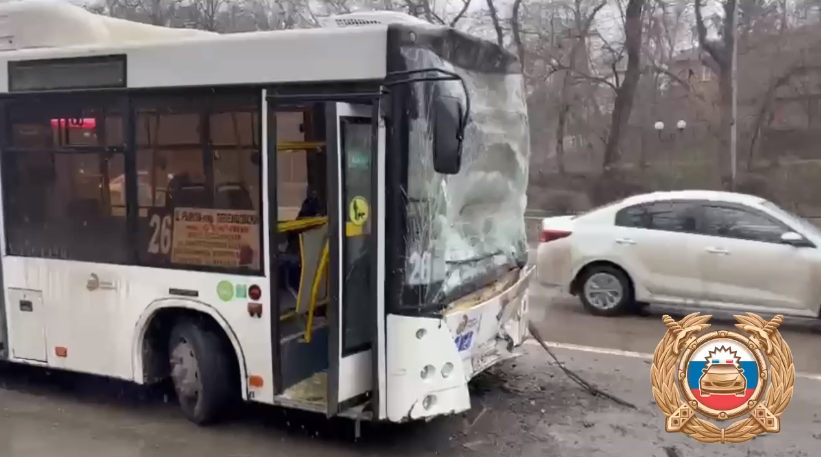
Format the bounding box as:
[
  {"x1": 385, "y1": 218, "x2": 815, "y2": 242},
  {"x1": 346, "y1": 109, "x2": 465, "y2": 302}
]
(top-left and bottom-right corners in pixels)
[{"x1": 349, "y1": 196, "x2": 369, "y2": 226}]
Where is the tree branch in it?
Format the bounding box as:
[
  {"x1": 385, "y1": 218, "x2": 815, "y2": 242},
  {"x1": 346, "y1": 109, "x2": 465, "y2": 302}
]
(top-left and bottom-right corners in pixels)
[
  {"x1": 511, "y1": 0, "x2": 525, "y2": 67},
  {"x1": 486, "y1": 0, "x2": 504, "y2": 47},
  {"x1": 552, "y1": 65, "x2": 618, "y2": 91},
  {"x1": 449, "y1": 0, "x2": 471, "y2": 27},
  {"x1": 647, "y1": 63, "x2": 708, "y2": 103},
  {"x1": 694, "y1": 0, "x2": 725, "y2": 69}
]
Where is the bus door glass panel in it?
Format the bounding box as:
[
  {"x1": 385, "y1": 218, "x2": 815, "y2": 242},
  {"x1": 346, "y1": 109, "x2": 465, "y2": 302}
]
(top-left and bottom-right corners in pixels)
[{"x1": 330, "y1": 103, "x2": 375, "y2": 411}]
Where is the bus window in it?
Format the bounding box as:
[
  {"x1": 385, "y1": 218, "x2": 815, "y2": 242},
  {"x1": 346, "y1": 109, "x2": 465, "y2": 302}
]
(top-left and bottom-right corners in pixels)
[
  {"x1": 2, "y1": 96, "x2": 129, "y2": 264},
  {"x1": 134, "y1": 109, "x2": 204, "y2": 215},
  {"x1": 210, "y1": 111, "x2": 260, "y2": 213},
  {"x1": 134, "y1": 95, "x2": 263, "y2": 274},
  {"x1": 275, "y1": 110, "x2": 311, "y2": 222}
]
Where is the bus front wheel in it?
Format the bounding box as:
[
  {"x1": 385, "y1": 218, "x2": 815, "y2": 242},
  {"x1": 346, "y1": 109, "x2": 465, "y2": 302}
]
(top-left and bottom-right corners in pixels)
[{"x1": 168, "y1": 319, "x2": 234, "y2": 425}]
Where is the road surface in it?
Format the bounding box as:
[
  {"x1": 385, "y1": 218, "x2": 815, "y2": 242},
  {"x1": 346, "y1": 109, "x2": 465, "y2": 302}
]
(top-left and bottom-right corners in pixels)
[{"x1": 0, "y1": 286, "x2": 819, "y2": 457}]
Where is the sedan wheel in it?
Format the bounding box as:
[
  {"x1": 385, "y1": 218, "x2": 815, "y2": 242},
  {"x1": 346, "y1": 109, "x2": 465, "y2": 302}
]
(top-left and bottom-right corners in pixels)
[
  {"x1": 584, "y1": 272, "x2": 623, "y2": 310},
  {"x1": 579, "y1": 266, "x2": 633, "y2": 316}
]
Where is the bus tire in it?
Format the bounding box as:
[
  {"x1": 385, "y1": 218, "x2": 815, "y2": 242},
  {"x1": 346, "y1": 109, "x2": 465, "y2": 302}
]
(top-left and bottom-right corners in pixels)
[{"x1": 168, "y1": 319, "x2": 233, "y2": 425}]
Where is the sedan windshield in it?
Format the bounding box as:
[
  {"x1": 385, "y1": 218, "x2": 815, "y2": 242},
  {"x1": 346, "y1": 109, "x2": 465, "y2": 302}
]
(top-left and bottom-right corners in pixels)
[{"x1": 760, "y1": 201, "x2": 821, "y2": 239}]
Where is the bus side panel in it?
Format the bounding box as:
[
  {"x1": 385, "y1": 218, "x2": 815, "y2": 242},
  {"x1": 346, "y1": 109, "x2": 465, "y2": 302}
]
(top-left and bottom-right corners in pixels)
[
  {"x1": 0, "y1": 254, "x2": 6, "y2": 360},
  {"x1": 0, "y1": 255, "x2": 273, "y2": 406}
]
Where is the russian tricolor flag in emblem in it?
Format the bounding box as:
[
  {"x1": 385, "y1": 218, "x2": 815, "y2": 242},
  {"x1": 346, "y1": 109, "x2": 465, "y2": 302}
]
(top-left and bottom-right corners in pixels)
[{"x1": 686, "y1": 340, "x2": 758, "y2": 411}]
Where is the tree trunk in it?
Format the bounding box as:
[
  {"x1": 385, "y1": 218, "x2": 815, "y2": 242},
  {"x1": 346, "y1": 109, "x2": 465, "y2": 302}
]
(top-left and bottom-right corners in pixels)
[
  {"x1": 511, "y1": 0, "x2": 525, "y2": 67},
  {"x1": 550, "y1": 1, "x2": 606, "y2": 175},
  {"x1": 486, "y1": 0, "x2": 504, "y2": 47},
  {"x1": 601, "y1": 0, "x2": 645, "y2": 172},
  {"x1": 695, "y1": 0, "x2": 736, "y2": 188},
  {"x1": 555, "y1": 104, "x2": 569, "y2": 175},
  {"x1": 717, "y1": 69, "x2": 733, "y2": 184}
]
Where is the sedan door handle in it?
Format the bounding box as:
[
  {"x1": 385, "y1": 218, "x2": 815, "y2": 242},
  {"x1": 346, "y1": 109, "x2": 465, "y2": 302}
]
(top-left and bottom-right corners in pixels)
[
  {"x1": 86, "y1": 273, "x2": 100, "y2": 291},
  {"x1": 706, "y1": 247, "x2": 730, "y2": 255},
  {"x1": 615, "y1": 238, "x2": 636, "y2": 245}
]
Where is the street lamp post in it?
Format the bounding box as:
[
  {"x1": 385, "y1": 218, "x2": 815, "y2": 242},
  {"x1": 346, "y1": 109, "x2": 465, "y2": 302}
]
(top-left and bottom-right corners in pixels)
[
  {"x1": 655, "y1": 120, "x2": 687, "y2": 168},
  {"x1": 654, "y1": 121, "x2": 665, "y2": 139},
  {"x1": 654, "y1": 120, "x2": 687, "y2": 140}
]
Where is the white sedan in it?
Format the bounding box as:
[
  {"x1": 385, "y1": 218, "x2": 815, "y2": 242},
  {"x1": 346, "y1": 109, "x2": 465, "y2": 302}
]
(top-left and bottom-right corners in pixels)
[{"x1": 536, "y1": 190, "x2": 821, "y2": 317}]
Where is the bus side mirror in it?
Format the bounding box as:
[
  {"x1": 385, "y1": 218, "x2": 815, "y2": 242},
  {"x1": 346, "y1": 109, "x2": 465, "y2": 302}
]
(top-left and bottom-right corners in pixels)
[{"x1": 432, "y1": 95, "x2": 464, "y2": 175}]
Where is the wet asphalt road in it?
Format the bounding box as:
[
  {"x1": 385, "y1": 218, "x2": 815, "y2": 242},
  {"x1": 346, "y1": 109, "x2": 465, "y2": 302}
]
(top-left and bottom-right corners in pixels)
[{"x1": 0, "y1": 285, "x2": 820, "y2": 457}]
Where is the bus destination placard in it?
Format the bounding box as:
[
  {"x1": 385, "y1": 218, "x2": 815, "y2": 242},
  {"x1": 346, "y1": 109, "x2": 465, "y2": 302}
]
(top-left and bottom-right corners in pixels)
[{"x1": 170, "y1": 207, "x2": 260, "y2": 270}]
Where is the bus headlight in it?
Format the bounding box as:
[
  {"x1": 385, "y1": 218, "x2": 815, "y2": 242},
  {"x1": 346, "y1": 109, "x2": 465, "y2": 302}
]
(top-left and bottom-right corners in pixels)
[
  {"x1": 441, "y1": 362, "x2": 454, "y2": 378},
  {"x1": 421, "y1": 364, "x2": 435, "y2": 379},
  {"x1": 422, "y1": 394, "x2": 436, "y2": 410}
]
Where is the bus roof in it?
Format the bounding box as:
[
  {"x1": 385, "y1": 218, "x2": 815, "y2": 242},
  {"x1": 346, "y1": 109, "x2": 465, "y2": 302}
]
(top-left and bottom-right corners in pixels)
[{"x1": 0, "y1": 1, "x2": 394, "y2": 92}]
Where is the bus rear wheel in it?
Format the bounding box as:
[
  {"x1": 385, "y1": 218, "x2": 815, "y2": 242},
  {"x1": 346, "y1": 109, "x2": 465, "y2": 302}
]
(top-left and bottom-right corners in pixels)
[{"x1": 168, "y1": 319, "x2": 234, "y2": 425}]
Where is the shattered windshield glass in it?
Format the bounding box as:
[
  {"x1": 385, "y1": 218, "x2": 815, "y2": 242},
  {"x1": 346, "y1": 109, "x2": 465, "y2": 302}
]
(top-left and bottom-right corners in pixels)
[{"x1": 400, "y1": 47, "x2": 530, "y2": 308}]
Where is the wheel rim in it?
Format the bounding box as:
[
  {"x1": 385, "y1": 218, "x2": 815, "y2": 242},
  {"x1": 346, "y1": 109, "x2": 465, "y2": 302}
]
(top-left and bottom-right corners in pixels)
[
  {"x1": 170, "y1": 337, "x2": 201, "y2": 407},
  {"x1": 583, "y1": 272, "x2": 623, "y2": 310}
]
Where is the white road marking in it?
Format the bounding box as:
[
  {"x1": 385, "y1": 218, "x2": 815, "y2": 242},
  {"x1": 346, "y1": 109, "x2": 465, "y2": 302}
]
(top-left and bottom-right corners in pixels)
[{"x1": 525, "y1": 339, "x2": 821, "y2": 382}]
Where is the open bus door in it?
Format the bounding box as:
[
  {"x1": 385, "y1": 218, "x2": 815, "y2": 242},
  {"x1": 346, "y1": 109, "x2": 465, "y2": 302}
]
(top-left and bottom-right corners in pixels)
[
  {"x1": 266, "y1": 93, "x2": 383, "y2": 418},
  {"x1": 325, "y1": 102, "x2": 383, "y2": 417}
]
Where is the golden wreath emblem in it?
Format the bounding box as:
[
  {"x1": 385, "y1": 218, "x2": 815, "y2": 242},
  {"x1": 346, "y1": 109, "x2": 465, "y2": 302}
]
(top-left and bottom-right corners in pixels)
[{"x1": 650, "y1": 312, "x2": 794, "y2": 444}]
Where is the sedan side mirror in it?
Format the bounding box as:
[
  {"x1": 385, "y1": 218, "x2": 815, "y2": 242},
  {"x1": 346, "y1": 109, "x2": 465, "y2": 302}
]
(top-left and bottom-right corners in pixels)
[{"x1": 780, "y1": 231, "x2": 814, "y2": 247}]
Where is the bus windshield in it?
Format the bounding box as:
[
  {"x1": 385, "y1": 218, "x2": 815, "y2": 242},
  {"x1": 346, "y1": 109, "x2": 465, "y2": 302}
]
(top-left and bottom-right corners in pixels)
[{"x1": 398, "y1": 36, "x2": 530, "y2": 310}]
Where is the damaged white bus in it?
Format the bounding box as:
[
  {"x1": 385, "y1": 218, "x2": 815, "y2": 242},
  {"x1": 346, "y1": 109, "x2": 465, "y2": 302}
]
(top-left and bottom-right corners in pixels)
[{"x1": 0, "y1": 1, "x2": 532, "y2": 424}]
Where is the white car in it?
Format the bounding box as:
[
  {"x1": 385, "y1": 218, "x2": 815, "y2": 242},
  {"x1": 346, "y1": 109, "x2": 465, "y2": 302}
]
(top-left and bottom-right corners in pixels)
[{"x1": 536, "y1": 190, "x2": 821, "y2": 317}]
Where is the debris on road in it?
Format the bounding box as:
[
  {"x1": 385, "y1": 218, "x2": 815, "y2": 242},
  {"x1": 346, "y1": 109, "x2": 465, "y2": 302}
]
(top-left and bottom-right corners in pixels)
[{"x1": 528, "y1": 323, "x2": 638, "y2": 410}]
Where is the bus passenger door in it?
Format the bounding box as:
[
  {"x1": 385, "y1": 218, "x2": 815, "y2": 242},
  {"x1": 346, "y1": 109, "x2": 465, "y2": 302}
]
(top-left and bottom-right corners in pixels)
[{"x1": 327, "y1": 102, "x2": 380, "y2": 416}]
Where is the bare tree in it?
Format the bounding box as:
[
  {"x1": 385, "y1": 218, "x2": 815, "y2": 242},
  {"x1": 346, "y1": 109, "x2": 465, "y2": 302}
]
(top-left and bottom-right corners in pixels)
[
  {"x1": 485, "y1": 0, "x2": 504, "y2": 47},
  {"x1": 131, "y1": 0, "x2": 184, "y2": 25},
  {"x1": 244, "y1": 0, "x2": 317, "y2": 30},
  {"x1": 189, "y1": 0, "x2": 228, "y2": 31},
  {"x1": 694, "y1": 0, "x2": 736, "y2": 185},
  {"x1": 555, "y1": 1, "x2": 606, "y2": 174},
  {"x1": 601, "y1": 0, "x2": 646, "y2": 171},
  {"x1": 511, "y1": 0, "x2": 525, "y2": 66}
]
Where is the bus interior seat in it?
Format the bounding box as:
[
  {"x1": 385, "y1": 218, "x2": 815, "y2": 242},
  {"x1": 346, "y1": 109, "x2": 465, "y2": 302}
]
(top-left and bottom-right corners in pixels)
[
  {"x1": 215, "y1": 182, "x2": 254, "y2": 210},
  {"x1": 278, "y1": 191, "x2": 326, "y2": 301},
  {"x1": 293, "y1": 224, "x2": 328, "y2": 317},
  {"x1": 166, "y1": 173, "x2": 209, "y2": 208},
  {"x1": 278, "y1": 223, "x2": 328, "y2": 332},
  {"x1": 173, "y1": 185, "x2": 210, "y2": 208},
  {"x1": 278, "y1": 223, "x2": 330, "y2": 394}
]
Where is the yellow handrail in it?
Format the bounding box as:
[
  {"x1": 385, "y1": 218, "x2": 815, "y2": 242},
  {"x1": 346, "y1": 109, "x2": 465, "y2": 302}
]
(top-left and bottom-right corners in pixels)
[
  {"x1": 304, "y1": 239, "x2": 329, "y2": 343},
  {"x1": 278, "y1": 216, "x2": 328, "y2": 233}
]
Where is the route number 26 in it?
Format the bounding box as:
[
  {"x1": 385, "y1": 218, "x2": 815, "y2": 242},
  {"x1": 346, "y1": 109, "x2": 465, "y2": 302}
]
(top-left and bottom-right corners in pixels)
[
  {"x1": 407, "y1": 251, "x2": 432, "y2": 285},
  {"x1": 148, "y1": 214, "x2": 173, "y2": 255}
]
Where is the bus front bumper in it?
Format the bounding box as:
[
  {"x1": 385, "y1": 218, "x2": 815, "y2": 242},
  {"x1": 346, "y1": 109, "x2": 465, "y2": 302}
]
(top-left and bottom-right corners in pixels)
[{"x1": 385, "y1": 266, "x2": 533, "y2": 422}]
